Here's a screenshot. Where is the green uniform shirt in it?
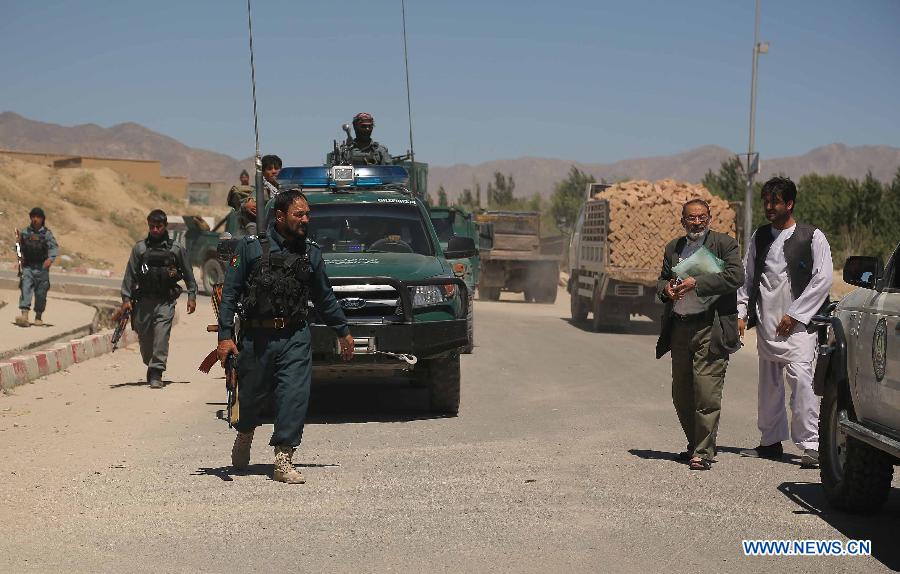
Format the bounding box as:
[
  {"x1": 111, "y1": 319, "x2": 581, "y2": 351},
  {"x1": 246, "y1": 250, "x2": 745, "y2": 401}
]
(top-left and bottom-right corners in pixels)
[{"x1": 218, "y1": 225, "x2": 350, "y2": 341}]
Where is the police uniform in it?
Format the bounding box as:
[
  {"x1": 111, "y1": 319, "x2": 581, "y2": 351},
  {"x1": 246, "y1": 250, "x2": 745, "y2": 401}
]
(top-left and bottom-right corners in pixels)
[
  {"x1": 121, "y1": 235, "x2": 198, "y2": 386},
  {"x1": 226, "y1": 184, "x2": 255, "y2": 231},
  {"x1": 218, "y1": 226, "x2": 348, "y2": 447},
  {"x1": 17, "y1": 225, "x2": 58, "y2": 324},
  {"x1": 345, "y1": 139, "x2": 392, "y2": 166}
]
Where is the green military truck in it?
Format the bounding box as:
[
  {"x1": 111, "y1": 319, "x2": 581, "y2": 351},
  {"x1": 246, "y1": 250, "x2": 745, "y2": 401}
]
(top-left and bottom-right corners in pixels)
[
  {"x1": 429, "y1": 206, "x2": 481, "y2": 353},
  {"x1": 276, "y1": 164, "x2": 476, "y2": 413},
  {"x1": 183, "y1": 212, "x2": 244, "y2": 295}
]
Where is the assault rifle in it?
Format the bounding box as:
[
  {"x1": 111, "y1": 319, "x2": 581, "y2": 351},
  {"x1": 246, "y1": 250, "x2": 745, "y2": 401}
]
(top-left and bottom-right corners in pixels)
[
  {"x1": 111, "y1": 306, "x2": 131, "y2": 351},
  {"x1": 224, "y1": 353, "x2": 239, "y2": 428},
  {"x1": 14, "y1": 229, "x2": 23, "y2": 288}
]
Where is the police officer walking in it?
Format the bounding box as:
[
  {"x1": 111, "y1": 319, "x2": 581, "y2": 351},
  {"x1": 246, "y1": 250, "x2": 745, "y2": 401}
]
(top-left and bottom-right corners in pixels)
[
  {"x1": 120, "y1": 209, "x2": 198, "y2": 388},
  {"x1": 342, "y1": 112, "x2": 392, "y2": 165},
  {"x1": 216, "y1": 188, "x2": 354, "y2": 484},
  {"x1": 15, "y1": 207, "x2": 58, "y2": 327}
]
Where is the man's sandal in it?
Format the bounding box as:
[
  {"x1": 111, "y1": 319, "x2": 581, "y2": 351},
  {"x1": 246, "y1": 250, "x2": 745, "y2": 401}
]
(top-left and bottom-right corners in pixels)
[{"x1": 689, "y1": 458, "x2": 711, "y2": 471}]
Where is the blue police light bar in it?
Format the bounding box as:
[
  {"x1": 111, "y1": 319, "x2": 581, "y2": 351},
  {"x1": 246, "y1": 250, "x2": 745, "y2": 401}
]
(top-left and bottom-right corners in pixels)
[{"x1": 278, "y1": 165, "x2": 409, "y2": 188}]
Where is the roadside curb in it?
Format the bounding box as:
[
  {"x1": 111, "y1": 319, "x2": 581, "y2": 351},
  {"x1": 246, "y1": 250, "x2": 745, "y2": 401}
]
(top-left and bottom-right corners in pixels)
[
  {"x1": 0, "y1": 329, "x2": 139, "y2": 392},
  {"x1": 0, "y1": 262, "x2": 118, "y2": 278}
]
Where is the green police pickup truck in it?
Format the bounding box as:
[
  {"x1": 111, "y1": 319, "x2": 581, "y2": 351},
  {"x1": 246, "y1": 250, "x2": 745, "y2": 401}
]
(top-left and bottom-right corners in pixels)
[
  {"x1": 183, "y1": 212, "x2": 244, "y2": 295},
  {"x1": 429, "y1": 206, "x2": 481, "y2": 353},
  {"x1": 277, "y1": 165, "x2": 476, "y2": 413}
]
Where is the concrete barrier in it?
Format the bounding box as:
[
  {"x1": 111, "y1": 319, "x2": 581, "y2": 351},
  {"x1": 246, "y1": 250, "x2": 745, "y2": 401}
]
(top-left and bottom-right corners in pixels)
[{"x1": 0, "y1": 329, "x2": 138, "y2": 391}]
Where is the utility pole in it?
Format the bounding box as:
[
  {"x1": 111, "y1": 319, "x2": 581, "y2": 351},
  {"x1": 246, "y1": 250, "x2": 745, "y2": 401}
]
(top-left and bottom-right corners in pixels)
[{"x1": 745, "y1": 0, "x2": 768, "y2": 250}]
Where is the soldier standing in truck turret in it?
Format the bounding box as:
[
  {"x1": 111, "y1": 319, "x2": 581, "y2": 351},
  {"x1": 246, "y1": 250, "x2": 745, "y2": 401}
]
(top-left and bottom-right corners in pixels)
[
  {"x1": 15, "y1": 207, "x2": 58, "y2": 327},
  {"x1": 120, "y1": 209, "x2": 198, "y2": 388},
  {"x1": 343, "y1": 112, "x2": 392, "y2": 166}
]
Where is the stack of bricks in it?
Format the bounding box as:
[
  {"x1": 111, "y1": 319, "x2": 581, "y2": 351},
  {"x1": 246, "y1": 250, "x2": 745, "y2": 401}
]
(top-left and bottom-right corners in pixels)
[{"x1": 592, "y1": 179, "x2": 737, "y2": 285}]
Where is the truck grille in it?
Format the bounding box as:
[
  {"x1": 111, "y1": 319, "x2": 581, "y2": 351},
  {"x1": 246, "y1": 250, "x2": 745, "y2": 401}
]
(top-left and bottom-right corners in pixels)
[
  {"x1": 328, "y1": 284, "x2": 400, "y2": 322},
  {"x1": 614, "y1": 284, "x2": 643, "y2": 297}
]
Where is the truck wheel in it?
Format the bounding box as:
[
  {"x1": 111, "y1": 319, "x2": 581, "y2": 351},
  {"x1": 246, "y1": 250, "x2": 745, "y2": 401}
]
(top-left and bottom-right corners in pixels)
[
  {"x1": 537, "y1": 284, "x2": 557, "y2": 304},
  {"x1": 416, "y1": 355, "x2": 461, "y2": 414},
  {"x1": 819, "y1": 382, "x2": 894, "y2": 513},
  {"x1": 201, "y1": 258, "x2": 225, "y2": 295},
  {"x1": 570, "y1": 292, "x2": 588, "y2": 321},
  {"x1": 523, "y1": 288, "x2": 535, "y2": 302},
  {"x1": 479, "y1": 287, "x2": 500, "y2": 301},
  {"x1": 591, "y1": 292, "x2": 627, "y2": 332},
  {"x1": 463, "y1": 297, "x2": 474, "y2": 354}
]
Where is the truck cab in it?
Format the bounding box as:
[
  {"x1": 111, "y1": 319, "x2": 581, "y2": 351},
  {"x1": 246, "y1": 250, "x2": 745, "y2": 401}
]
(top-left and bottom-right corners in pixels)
[
  {"x1": 429, "y1": 206, "x2": 481, "y2": 353},
  {"x1": 183, "y1": 211, "x2": 244, "y2": 295},
  {"x1": 814, "y1": 242, "x2": 900, "y2": 513},
  {"x1": 276, "y1": 165, "x2": 476, "y2": 413}
]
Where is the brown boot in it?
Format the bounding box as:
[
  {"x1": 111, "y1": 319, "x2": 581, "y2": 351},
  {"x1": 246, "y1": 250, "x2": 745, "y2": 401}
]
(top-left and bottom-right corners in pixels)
[
  {"x1": 32, "y1": 313, "x2": 43, "y2": 327},
  {"x1": 273, "y1": 446, "x2": 305, "y2": 484},
  {"x1": 14, "y1": 310, "x2": 30, "y2": 327},
  {"x1": 231, "y1": 430, "x2": 254, "y2": 469}
]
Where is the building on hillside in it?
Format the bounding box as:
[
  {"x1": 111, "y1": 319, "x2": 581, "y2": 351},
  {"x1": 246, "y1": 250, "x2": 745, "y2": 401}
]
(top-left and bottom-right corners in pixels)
[
  {"x1": 0, "y1": 149, "x2": 188, "y2": 201},
  {"x1": 186, "y1": 181, "x2": 228, "y2": 206}
]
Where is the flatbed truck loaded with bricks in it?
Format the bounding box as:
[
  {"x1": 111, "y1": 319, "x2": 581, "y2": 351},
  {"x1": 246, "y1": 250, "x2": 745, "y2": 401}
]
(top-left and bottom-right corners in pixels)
[
  {"x1": 567, "y1": 180, "x2": 738, "y2": 331},
  {"x1": 475, "y1": 211, "x2": 562, "y2": 303}
]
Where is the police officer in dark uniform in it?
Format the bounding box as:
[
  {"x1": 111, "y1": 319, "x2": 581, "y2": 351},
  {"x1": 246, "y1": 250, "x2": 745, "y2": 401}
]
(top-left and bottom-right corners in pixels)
[
  {"x1": 15, "y1": 207, "x2": 59, "y2": 327},
  {"x1": 216, "y1": 188, "x2": 354, "y2": 484},
  {"x1": 227, "y1": 169, "x2": 255, "y2": 232},
  {"x1": 120, "y1": 209, "x2": 198, "y2": 388},
  {"x1": 344, "y1": 112, "x2": 392, "y2": 165}
]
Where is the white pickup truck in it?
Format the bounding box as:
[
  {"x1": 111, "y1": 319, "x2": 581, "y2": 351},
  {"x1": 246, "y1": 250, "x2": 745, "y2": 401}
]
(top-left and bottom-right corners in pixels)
[{"x1": 813, "y1": 241, "x2": 900, "y2": 513}]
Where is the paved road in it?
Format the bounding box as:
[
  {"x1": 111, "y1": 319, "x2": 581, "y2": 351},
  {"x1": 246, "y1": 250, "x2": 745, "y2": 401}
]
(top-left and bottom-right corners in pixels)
[
  {"x1": 0, "y1": 269, "x2": 122, "y2": 290},
  {"x1": 1, "y1": 289, "x2": 897, "y2": 573}
]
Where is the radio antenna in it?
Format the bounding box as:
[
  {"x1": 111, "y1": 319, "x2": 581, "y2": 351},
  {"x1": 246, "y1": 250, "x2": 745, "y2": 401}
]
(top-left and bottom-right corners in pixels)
[
  {"x1": 401, "y1": 0, "x2": 417, "y2": 196},
  {"x1": 246, "y1": 0, "x2": 265, "y2": 237}
]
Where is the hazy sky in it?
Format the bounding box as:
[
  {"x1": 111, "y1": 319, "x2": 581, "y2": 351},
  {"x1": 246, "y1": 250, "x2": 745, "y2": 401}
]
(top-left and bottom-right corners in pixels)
[{"x1": 2, "y1": 1, "x2": 898, "y2": 167}]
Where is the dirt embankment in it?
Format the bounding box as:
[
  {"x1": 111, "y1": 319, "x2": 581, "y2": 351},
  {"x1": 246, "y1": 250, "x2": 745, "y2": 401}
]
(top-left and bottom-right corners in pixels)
[{"x1": 0, "y1": 157, "x2": 227, "y2": 270}]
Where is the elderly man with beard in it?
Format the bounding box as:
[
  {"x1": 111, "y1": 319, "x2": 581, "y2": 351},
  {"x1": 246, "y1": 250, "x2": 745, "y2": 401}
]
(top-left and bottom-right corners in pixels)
[
  {"x1": 656, "y1": 199, "x2": 744, "y2": 471},
  {"x1": 216, "y1": 188, "x2": 354, "y2": 484}
]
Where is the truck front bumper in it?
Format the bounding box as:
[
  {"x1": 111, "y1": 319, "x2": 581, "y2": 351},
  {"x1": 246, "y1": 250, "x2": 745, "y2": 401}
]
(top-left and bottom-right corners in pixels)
[{"x1": 310, "y1": 276, "x2": 469, "y2": 364}]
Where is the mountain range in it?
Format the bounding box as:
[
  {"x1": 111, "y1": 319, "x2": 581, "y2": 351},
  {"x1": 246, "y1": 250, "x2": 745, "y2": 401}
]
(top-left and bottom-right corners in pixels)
[{"x1": 2, "y1": 112, "x2": 898, "y2": 200}]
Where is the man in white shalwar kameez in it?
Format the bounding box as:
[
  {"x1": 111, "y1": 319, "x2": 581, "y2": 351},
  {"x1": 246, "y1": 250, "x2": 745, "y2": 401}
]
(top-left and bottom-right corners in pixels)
[{"x1": 737, "y1": 177, "x2": 833, "y2": 466}]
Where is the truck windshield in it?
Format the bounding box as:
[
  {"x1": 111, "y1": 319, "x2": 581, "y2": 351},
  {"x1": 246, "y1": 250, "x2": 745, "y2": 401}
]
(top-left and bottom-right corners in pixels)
[
  {"x1": 308, "y1": 203, "x2": 434, "y2": 255},
  {"x1": 430, "y1": 217, "x2": 453, "y2": 242}
]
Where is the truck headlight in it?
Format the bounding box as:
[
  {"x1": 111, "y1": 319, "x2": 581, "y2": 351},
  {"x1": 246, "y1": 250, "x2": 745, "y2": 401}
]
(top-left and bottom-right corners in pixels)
[{"x1": 410, "y1": 285, "x2": 446, "y2": 307}]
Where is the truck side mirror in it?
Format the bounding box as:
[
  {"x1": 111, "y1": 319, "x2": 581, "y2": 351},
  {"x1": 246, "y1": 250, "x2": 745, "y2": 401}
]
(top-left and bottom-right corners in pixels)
[
  {"x1": 843, "y1": 256, "x2": 883, "y2": 289},
  {"x1": 445, "y1": 236, "x2": 477, "y2": 259}
]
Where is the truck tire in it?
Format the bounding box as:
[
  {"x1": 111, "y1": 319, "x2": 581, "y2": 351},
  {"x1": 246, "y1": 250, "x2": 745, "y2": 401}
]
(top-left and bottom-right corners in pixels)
[
  {"x1": 479, "y1": 287, "x2": 500, "y2": 301},
  {"x1": 416, "y1": 354, "x2": 461, "y2": 414},
  {"x1": 523, "y1": 288, "x2": 535, "y2": 303},
  {"x1": 463, "y1": 297, "x2": 474, "y2": 354},
  {"x1": 591, "y1": 291, "x2": 627, "y2": 332},
  {"x1": 537, "y1": 284, "x2": 557, "y2": 304},
  {"x1": 201, "y1": 258, "x2": 225, "y2": 295},
  {"x1": 819, "y1": 381, "x2": 894, "y2": 513},
  {"x1": 570, "y1": 292, "x2": 588, "y2": 321}
]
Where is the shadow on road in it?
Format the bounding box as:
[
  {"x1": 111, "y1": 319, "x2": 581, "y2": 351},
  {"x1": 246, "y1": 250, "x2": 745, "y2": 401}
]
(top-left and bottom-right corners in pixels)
[
  {"x1": 109, "y1": 379, "x2": 191, "y2": 389},
  {"x1": 778, "y1": 481, "x2": 900, "y2": 570},
  {"x1": 306, "y1": 379, "x2": 452, "y2": 424},
  {"x1": 565, "y1": 318, "x2": 660, "y2": 336},
  {"x1": 209, "y1": 378, "x2": 452, "y2": 425},
  {"x1": 628, "y1": 446, "x2": 803, "y2": 465},
  {"x1": 194, "y1": 461, "x2": 341, "y2": 482}
]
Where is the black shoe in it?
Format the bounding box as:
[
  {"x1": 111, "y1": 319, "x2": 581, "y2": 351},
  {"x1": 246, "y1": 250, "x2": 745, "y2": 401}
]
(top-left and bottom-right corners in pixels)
[
  {"x1": 148, "y1": 369, "x2": 164, "y2": 389},
  {"x1": 740, "y1": 442, "x2": 783, "y2": 460}
]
